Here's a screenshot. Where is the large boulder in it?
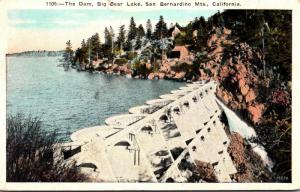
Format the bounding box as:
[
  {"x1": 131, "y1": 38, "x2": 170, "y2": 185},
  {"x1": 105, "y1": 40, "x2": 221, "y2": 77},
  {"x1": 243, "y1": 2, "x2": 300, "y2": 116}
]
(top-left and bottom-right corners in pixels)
[
  {"x1": 247, "y1": 103, "x2": 264, "y2": 123},
  {"x1": 118, "y1": 64, "x2": 131, "y2": 74},
  {"x1": 245, "y1": 89, "x2": 256, "y2": 103},
  {"x1": 111, "y1": 64, "x2": 118, "y2": 70},
  {"x1": 223, "y1": 27, "x2": 232, "y2": 35},
  {"x1": 238, "y1": 78, "x2": 246, "y2": 90},
  {"x1": 217, "y1": 88, "x2": 232, "y2": 105},
  {"x1": 173, "y1": 71, "x2": 186, "y2": 80},
  {"x1": 230, "y1": 100, "x2": 241, "y2": 110},
  {"x1": 146, "y1": 63, "x2": 152, "y2": 70},
  {"x1": 207, "y1": 34, "x2": 218, "y2": 47},
  {"x1": 148, "y1": 73, "x2": 155, "y2": 80},
  {"x1": 240, "y1": 84, "x2": 249, "y2": 96},
  {"x1": 158, "y1": 72, "x2": 165, "y2": 79},
  {"x1": 207, "y1": 46, "x2": 224, "y2": 58},
  {"x1": 220, "y1": 66, "x2": 230, "y2": 79}
]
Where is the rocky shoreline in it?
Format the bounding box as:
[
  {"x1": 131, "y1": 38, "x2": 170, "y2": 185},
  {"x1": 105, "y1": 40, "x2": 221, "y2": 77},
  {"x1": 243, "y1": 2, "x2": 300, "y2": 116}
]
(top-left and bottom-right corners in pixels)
[
  {"x1": 71, "y1": 24, "x2": 290, "y2": 181},
  {"x1": 86, "y1": 61, "x2": 195, "y2": 82},
  {"x1": 84, "y1": 27, "x2": 274, "y2": 124}
]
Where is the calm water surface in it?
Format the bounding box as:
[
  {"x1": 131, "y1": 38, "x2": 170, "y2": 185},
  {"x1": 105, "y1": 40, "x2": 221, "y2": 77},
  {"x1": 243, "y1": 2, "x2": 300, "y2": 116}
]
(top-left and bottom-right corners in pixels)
[{"x1": 7, "y1": 57, "x2": 183, "y2": 139}]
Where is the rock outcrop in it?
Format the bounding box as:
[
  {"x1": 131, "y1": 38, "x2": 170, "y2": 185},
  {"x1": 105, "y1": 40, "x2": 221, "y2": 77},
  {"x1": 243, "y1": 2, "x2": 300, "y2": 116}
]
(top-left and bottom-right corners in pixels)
[
  {"x1": 227, "y1": 133, "x2": 272, "y2": 182},
  {"x1": 200, "y1": 28, "x2": 269, "y2": 124}
]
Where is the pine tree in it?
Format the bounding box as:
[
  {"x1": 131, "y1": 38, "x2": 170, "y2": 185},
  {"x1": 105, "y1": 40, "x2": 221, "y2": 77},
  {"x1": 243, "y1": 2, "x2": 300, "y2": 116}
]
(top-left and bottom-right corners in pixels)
[
  {"x1": 123, "y1": 39, "x2": 132, "y2": 52},
  {"x1": 74, "y1": 39, "x2": 88, "y2": 66},
  {"x1": 135, "y1": 34, "x2": 142, "y2": 50},
  {"x1": 116, "y1": 25, "x2": 126, "y2": 50},
  {"x1": 104, "y1": 27, "x2": 112, "y2": 47},
  {"x1": 81, "y1": 39, "x2": 88, "y2": 61},
  {"x1": 62, "y1": 40, "x2": 73, "y2": 69},
  {"x1": 103, "y1": 27, "x2": 112, "y2": 57},
  {"x1": 153, "y1": 16, "x2": 168, "y2": 39},
  {"x1": 137, "y1": 24, "x2": 145, "y2": 37},
  {"x1": 103, "y1": 27, "x2": 115, "y2": 59},
  {"x1": 90, "y1": 33, "x2": 101, "y2": 60},
  {"x1": 199, "y1": 16, "x2": 206, "y2": 29},
  {"x1": 81, "y1": 39, "x2": 86, "y2": 49},
  {"x1": 146, "y1": 19, "x2": 152, "y2": 39},
  {"x1": 110, "y1": 26, "x2": 115, "y2": 40},
  {"x1": 109, "y1": 26, "x2": 115, "y2": 58},
  {"x1": 128, "y1": 17, "x2": 137, "y2": 41},
  {"x1": 85, "y1": 38, "x2": 92, "y2": 65}
]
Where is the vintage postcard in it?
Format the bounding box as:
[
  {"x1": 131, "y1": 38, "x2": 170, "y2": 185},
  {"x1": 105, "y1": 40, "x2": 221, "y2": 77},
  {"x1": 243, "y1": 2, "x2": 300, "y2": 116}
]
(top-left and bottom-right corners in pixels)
[{"x1": 0, "y1": 0, "x2": 299, "y2": 190}]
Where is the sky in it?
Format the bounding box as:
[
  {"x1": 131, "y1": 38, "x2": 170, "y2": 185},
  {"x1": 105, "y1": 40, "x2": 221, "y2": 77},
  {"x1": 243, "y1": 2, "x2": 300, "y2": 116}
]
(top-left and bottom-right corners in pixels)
[{"x1": 7, "y1": 9, "x2": 218, "y2": 53}]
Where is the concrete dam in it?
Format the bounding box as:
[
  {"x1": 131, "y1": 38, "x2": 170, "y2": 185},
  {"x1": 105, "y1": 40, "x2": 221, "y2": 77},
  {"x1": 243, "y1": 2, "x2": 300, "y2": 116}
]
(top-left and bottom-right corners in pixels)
[{"x1": 62, "y1": 81, "x2": 240, "y2": 182}]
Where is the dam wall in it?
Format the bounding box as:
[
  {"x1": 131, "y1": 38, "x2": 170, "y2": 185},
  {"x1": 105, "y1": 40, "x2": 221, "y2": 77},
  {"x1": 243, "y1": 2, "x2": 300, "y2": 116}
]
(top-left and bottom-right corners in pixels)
[{"x1": 63, "y1": 81, "x2": 238, "y2": 182}]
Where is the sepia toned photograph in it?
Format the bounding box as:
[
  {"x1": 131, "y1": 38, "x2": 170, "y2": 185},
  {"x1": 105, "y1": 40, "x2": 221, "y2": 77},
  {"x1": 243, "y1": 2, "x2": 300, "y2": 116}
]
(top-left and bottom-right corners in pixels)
[{"x1": 2, "y1": 1, "x2": 297, "y2": 189}]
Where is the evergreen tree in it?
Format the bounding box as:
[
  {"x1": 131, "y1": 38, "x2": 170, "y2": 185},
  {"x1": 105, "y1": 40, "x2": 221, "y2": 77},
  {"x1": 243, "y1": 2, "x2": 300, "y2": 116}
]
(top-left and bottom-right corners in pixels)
[
  {"x1": 191, "y1": 17, "x2": 199, "y2": 30},
  {"x1": 74, "y1": 39, "x2": 88, "y2": 67},
  {"x1": 137, "y1": 24, "x2": 145, "y2": 37},
  {"x1": 103, "y1": 27, "x2": 112, "y2": 57},
  {"x1": 109, "y1": 26, "x2": 115, "y2": 58},
  {"x1": 218, "y1": 13, "x2": 225, "y2": 28},
  {"x1": 85, "y1": 38, "x2": 92, "y2": 64},
  {"x1": 123, "y1": 39, "x2": 132, "y2": 52},
  {"x1": 80, "y1": 39, "x2": 88, "y2": 62},
  {"x1": 128, "y1": 17, "x2": 137, "y2": 41},
  {"x1": 212, "y1": 11, "x2": 221, "y2": 27},
  {"x1": 185, "y1": 21, "x2": 194, "y2": 43},
  {"x1": 153, "y1": 16, "x2": 168, "y2": 39},
  {"x1": 104, "y1": 27, "x2": 112, "y2": 47},
  {"x1": 61, "y1": 40, "x2": 73, "y2": 69},
  {"x1": 135, "y1": 34, "x2": 142, "y2": 50},
  {"x1": 90, "y1": 33, "x2": 101, "y2": 60},
  {"x1": 194, "y1": 27, "x2": 208, "y2": 50},
  {"x1": 103, "y1": 27, "x2": 114, "y2": 59},
  {"x1": 146, "y1": 19, "x2": 152, "y2": 39},
  {"x1": 74, "y1": 48, "x2": 82, "y2": 68},
  {"x1": 110, "y1": 26, "x2": 115, "y2": 41},
  {"x1": 116, "y1": 25, "x2": 126, "y2": 50},
  {"x1": 192, "y1": 16, "x2": 208, "y2": 50},
  {"x1": 81, "y1": 39, "x2": 86, "y2": 49},
  {"x1": 199, "y1": 16, "x2": 206, "y2": 29}
]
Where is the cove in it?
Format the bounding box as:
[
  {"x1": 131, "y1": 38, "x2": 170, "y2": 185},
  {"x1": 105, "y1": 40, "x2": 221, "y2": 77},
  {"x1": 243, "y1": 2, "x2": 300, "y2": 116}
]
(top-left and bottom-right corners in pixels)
[{"x1": 6, "y1": 56, "x2": 183, "y2": 139}]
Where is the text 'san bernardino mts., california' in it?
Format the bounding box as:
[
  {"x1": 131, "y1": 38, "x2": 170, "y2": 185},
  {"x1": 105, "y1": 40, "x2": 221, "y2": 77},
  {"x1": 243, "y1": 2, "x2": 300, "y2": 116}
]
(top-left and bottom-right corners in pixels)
[{"x1": 63, "y1": 1, "x2": 241, "y2": 7}]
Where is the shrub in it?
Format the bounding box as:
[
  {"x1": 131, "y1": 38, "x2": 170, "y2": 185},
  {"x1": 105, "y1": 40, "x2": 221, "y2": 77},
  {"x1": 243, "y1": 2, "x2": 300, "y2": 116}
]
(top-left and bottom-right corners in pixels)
[
  {"x1": 6, "y1": 113, "x2": 87, "y2": 182},
  {"x1": 126, "y1": 51, "x2": 137, "y2": 60},
  {"x1": 171, "y1": 62, "x2": 191, "y2": 73},
  {"x1": 114, "y1": 58, "x2": 128, "y2": 65},
  {"x1": 130, "y1": 59, "x2": 141, "y2": 71},
  {"x1": 204, "y1": 68, "x2": 212, "y2": 76},
  {"x1": 131, "y1": 59, "x2": 151, "y2": 77},
  {"x1": 272, "y1": 89, "x2": 290, "y2": 106},
  {"x1": 153, "y1": 62, "x2": 160, "y2": 72},
  {"x1": 174, "y1": 32, "x2": 189, "y2": 46}
]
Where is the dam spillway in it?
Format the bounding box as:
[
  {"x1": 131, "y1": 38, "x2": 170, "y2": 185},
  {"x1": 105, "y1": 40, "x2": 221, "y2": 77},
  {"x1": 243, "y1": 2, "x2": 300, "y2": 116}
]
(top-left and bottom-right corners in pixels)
[{"x1": 63, "y1": 81, "x2": 239, "y2": 182}]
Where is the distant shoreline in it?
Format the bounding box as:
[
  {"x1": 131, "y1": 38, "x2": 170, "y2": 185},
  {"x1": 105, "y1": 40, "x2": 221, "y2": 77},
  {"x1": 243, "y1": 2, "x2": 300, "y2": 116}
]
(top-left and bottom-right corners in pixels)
[{"x1": 6, "y1": 50, "x2": 64, "y2": 57}]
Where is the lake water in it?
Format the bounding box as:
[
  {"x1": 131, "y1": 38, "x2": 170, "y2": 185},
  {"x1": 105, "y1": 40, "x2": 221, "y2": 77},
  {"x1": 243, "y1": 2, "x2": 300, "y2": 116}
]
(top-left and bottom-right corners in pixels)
[{"x1": 6, "y1": 57, "x2": 183, "y2": 139}]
